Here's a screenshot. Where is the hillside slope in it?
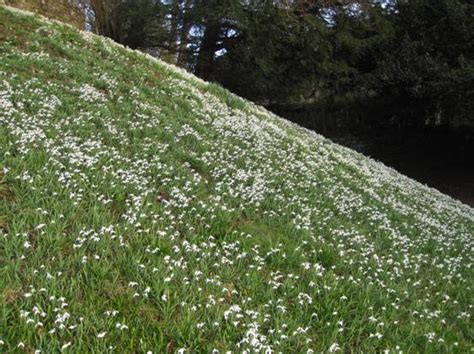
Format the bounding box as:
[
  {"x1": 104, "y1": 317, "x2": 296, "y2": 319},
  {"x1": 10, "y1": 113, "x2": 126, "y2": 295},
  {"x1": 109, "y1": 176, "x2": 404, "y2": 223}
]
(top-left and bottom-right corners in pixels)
[
  {"x1": 1, "y1": 6, "x2": 473, "y2": 352},
  {"x1": 2, "y1": 0, "x2": 84, "y2": 29}
]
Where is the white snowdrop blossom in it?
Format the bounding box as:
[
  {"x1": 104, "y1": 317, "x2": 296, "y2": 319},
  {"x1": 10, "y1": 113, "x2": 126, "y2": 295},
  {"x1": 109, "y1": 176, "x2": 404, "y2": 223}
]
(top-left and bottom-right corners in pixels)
[{"x1": 97, "y1": 332, "x2": 107, "y2": 339}]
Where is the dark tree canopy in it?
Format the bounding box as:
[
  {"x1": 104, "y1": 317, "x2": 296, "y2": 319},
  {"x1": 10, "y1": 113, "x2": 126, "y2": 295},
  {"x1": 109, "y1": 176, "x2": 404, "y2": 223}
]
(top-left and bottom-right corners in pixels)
[{"x1": 84, "y1": 0, "x2": 473, "y2": 129}]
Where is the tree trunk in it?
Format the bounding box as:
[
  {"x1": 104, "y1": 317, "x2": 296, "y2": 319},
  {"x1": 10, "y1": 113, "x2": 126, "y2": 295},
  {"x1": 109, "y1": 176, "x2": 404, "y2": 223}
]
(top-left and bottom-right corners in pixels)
[
  {"x1": 168, "y1": 0, "x2": 181, "y2": 63},
  {"x1": 91, "y1": 0, "x2": 119, "y2": 41},
  {"x1": 195, "y1": 21, "x2": 220, "y2": 81},
  {"x1": 177, "y1": 0, "x2": 194, "y2": 66}
]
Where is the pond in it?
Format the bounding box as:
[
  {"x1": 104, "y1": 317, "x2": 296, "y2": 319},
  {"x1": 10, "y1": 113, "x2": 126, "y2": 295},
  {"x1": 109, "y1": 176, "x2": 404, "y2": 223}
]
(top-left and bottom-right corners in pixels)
[{"x1": 270, "y1": 104, "x2": 474, "y2": 207}]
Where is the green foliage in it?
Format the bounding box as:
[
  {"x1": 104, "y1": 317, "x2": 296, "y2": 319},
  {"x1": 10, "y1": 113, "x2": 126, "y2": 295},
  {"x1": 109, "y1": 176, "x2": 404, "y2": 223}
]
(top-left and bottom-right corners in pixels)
[
  {"x1": 368, "y1": 0, "x2": 474, "y2": 127},
  {"x1": 86, "y1": 0, "x2": 164, "y2": 49},
  {"x1": 212, "y1": 3, "x2": 333, "y2": 102}
]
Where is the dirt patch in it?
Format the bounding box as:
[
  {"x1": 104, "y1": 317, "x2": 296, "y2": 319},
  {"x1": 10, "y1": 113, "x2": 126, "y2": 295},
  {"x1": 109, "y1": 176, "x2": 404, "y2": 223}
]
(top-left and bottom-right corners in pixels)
[{"x1": 3, "y1": 287, "x2": 23, "y2": 304}]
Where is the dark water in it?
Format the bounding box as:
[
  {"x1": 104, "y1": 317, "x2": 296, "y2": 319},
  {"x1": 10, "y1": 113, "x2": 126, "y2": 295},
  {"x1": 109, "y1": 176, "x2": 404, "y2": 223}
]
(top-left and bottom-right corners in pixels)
[
  {"x1": 270, "y1": 105, "x2": 474, "y2": 207},
  {"x1": 332, "y1": 130, "x2": 474, "y2": 207}
]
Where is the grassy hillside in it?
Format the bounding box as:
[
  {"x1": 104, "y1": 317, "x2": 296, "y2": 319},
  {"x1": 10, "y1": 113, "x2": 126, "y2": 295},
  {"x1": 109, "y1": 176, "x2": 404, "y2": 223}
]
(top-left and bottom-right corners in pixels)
[
  {"x1": 0, "y1": 6, "x2": 473, "y2": 353},
  {"x1": 3, "y1": 0, "x2": 84, "y2": 29}
]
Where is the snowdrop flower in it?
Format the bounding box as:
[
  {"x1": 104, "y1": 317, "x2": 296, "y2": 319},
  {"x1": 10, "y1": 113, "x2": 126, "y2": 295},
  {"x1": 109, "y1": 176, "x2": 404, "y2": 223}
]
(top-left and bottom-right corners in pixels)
[
  {"x1": 328, "y1": 343, "x2": 341, "y2": 352},
  {"x1": 97, "y1": 332, "x2": 107, "y2": 338},
  {"x1": 61, "y1": 342, "x2": 72, "y2": 351}
]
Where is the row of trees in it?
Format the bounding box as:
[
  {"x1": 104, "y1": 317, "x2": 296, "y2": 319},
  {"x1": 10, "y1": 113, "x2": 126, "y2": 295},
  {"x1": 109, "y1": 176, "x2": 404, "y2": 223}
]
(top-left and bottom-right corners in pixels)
[{"x1": 82, "y1": 0, "x2": 473, "y2": 129}]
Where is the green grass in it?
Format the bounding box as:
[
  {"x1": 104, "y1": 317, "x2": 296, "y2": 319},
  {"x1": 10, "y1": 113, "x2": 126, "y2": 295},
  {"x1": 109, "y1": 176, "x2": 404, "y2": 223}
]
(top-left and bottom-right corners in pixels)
[{"x1": 0, "y1": 5, "x2": 473, "y2": 353}]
